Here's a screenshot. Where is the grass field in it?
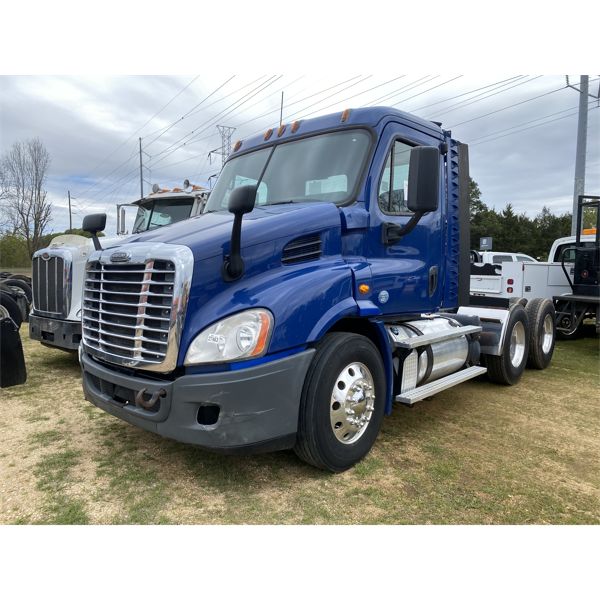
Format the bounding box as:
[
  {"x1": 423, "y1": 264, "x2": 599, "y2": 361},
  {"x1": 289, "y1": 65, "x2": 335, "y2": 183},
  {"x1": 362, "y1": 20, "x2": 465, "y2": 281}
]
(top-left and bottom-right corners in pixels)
[{"x1": 1, "y1": 333, "x2": 598, "y2": 525}]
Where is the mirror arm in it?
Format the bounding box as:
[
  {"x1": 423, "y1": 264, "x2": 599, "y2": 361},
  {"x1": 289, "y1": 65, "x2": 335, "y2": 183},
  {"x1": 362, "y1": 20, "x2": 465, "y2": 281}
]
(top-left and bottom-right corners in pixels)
[
  {"x1": 91, "y1": 234, "x2": 102, "y2": 251},
  {"x1": 382, "y1": 211, "x2": 425, "y2": 245},
  {"x1": 222, "y1": 213, "x2": 245, "y2": 281}
]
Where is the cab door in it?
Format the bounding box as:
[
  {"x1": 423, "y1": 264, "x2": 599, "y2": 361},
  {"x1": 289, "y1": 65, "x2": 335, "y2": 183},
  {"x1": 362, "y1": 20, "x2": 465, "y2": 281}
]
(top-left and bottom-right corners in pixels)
[{"x1": 365, "y1": 122, "x2": 445, "y2": 316}]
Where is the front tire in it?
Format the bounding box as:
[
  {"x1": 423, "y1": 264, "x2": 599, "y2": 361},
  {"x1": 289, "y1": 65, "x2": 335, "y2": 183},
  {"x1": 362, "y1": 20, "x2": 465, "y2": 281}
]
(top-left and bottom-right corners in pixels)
[
  {"x1": 486, "y1": 304, "x2": 529, "y2": 385},
  {"x1": 294, "y1": 332, "x2": 386, "y2": 472}
]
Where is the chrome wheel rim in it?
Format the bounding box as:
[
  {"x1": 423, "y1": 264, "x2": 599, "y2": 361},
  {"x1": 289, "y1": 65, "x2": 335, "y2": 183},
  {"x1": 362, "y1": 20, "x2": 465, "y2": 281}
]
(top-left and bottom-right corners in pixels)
[
  {"x1": 0, "y1": 305, "x2": 10, "y2": 320},
  {"x1": 510, "y1": 321, "x2": 526, "y2": 367},
  {"x1": 330, "y1": 362, "x2": 375, "y2": 444},
  {"x1": 542, "y1": 314, "x2": 554, "y2": 353}
]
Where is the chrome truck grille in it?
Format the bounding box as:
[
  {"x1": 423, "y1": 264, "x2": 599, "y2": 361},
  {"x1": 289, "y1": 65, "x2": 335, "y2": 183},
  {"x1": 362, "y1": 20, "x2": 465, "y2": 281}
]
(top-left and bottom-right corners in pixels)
[
  {"x1": 81, "y1": 244, "x2": 194, "y2": 373},
  {"x1": 32, "y1": 251, "x2": 72, "y2": 317}
]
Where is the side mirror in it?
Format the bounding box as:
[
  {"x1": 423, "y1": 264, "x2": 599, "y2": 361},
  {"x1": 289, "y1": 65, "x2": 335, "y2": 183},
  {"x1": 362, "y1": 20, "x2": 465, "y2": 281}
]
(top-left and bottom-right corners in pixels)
[
  {"x1": 407, "y1": 146, "x2": 439, "y2": 213},
  {"x1": 223, "y1": 185, "x2": 257, "y2": 281},
  {"x1": 228, "y1": 184, "x2": 257, "y2": 216},
  {"x1": 382, "y1": 146, "x2": 440, "y2": 245},
  {"x1": 82, "y1": 213, "x2": 106, "y2": 251}
]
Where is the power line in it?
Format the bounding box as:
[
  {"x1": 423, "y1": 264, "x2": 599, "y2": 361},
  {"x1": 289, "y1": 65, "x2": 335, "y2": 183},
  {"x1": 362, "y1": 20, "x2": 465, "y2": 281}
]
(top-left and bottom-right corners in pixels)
[
  {"x1": 469, "y1": 106, "x2": 598, "y2": 147},
  {"x1": 149, "y1": 76, "x2": 283, "y2": 166},
  {"x1": 409, "y1": 76, "x2": 525, "y2": 112},
  {"x1": 428, "y1": 76, "x2": 543, "y2": 119},
  {"x1": 390, "y1": 75, "x2": 464, "y2": 108},
  {"x1": 74, "y1": 75, "x2": 202, "y2": 197},
  {"x1": 366, "y1": 75, "x2": 439, "y2": 106},
  {"x1": 143, "y1": 75, "x2": 238, "y2": 148},
  {"x1": 448, "y1": 83, "x2": 568, "y2": 128},
  {"x1": 467, "y1": 102, "x2": 597, "y2": 143}
]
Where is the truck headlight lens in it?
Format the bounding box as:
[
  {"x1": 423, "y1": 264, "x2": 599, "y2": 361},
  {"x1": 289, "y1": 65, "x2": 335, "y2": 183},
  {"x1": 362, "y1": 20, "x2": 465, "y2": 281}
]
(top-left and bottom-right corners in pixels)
[{"x1": 184, "y1": 309, "x2": 273, "y2": 365}]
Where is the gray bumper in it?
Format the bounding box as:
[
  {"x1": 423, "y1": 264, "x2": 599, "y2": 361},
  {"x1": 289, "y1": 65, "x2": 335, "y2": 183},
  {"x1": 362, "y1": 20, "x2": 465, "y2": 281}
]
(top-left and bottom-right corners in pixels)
[
  {"x1": 29, "y1": 314, "x2": 81, "y2": 351},
  {"x1": 81, "y1": 349, "x2": 315, "y2": 453}
]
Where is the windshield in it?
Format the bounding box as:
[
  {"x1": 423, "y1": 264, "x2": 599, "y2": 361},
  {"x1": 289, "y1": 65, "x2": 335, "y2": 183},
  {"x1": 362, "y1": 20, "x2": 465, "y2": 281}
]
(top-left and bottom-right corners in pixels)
[
  {"x1": 132, "y1": 197, "x2": 196, "y2": 233},
  {"x1": 204, "y1": 129, "x2": 371, "y2": 212}
]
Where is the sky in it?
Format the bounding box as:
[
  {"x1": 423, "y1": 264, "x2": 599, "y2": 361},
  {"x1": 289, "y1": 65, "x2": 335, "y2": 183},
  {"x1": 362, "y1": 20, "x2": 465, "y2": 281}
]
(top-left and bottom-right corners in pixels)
[{"x1": 1, "y1": 74, "x2": 598, "y2": 235}]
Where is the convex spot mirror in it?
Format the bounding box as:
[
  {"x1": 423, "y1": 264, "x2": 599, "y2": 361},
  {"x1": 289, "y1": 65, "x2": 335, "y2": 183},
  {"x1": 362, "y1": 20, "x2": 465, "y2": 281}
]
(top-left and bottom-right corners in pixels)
[{"x1": 407, "y1": 146, "x2": 439, "y2": 213}]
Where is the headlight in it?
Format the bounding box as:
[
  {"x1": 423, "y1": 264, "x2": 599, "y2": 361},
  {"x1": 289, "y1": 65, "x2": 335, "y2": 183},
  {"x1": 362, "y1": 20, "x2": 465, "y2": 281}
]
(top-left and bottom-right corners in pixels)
[{"x1": 184, "y1": 309, "x2": 273, "y2": 365}]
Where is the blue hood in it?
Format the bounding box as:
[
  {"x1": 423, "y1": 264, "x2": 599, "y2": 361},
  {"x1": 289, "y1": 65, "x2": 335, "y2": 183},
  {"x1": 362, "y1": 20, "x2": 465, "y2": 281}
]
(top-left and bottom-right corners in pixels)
[{"x1": 126, "y1": 201, "x2": 344, "y2": 260}]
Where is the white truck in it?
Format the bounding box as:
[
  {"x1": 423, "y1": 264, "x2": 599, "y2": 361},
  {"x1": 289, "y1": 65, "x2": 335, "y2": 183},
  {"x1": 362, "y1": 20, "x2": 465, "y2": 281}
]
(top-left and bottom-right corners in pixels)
[
  {"x1": 470, "y1": 234, "x2": 596, "y2": 304},
  {"x1": 29, "y1": 182, "x2": 208, "y2": 351}
]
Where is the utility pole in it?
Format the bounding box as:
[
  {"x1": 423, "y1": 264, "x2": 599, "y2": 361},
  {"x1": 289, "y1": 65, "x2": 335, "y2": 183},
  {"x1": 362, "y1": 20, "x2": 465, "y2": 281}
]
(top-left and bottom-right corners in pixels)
[
  {"x1": 139, "y1": 137, "x2": 144, "y2": 199},
  {"x1": 566, "y1": 75, "x2": 600, "y2": 235},
  {"x1": 280, "y1": 91, "x2": 284, "y2": 127},
  {"x1": 138, "y1": 137, "x2": 151, "y2": 199},
  {"x1": 67, "y1": 190, "x2": 72, "y2": 230}
]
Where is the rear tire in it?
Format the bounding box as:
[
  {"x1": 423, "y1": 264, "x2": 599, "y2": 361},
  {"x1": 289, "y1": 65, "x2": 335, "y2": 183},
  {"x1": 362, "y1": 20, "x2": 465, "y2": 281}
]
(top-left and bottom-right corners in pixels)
[
  {"x1": 2, "y1": 279, "x2": 32, "y2": 304},
  {"x1": 525, "y1": 298, "x2": 556, "y2": 369},
  {"x1": 294, "y1": 332, "x2": 386, "y2": 472},
  {"x1": 0, "y1": 292, "x2": 23, "y2": 329},
  {"x1": 486, "y1": 304, "x2": 529, "y2": 385}
]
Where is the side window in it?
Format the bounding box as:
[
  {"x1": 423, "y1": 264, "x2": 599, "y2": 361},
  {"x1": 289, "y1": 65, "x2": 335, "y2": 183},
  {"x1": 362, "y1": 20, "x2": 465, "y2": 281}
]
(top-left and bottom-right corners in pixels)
[
  {"x1": 493, "y1": 255, "x2": 512, "y2": 264},
  {"x1": 378, "y1": 140, "x2": 413, "y2": 215},
  {"x1": 516, "y1": 255, "x2": 534, "y2": 262}
]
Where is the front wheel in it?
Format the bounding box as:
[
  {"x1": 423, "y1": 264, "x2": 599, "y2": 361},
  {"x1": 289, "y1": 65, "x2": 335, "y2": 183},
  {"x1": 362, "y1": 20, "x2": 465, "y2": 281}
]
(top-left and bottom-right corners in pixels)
[{"x1": 294, "y1": 332, "x2": 386, "y2": 472}]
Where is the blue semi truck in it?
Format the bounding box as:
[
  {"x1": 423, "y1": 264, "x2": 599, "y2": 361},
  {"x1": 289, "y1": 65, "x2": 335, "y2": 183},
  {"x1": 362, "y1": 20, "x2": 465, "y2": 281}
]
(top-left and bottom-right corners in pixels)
[{"x1": 79, "y1": 106, "x2": 557, "y2": 472}]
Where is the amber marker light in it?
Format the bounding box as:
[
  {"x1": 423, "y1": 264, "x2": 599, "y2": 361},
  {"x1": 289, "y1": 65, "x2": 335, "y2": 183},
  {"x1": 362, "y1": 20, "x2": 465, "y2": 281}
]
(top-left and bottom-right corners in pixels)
[
  {"x1": 264, "y1": 128, "x2": 273, "y2": 141},
  {"x1": 277, "y1": 124, "x2": 286, "y2": 137},
  {"x1": 359, "y1": 284, "x2": 370, "y2": 295},
  {"x1": 250, "y1": 312, "x2": 272, "y2": 357},
  {"x1": 341, "y1": 109, "x2": 351, "y2": 122},
  {"x1": 233, "y1": 140, "x2": 242, "y2": 152},
  {"x1": 291, "y1": 121, "x2": 301, "y2": 133}
]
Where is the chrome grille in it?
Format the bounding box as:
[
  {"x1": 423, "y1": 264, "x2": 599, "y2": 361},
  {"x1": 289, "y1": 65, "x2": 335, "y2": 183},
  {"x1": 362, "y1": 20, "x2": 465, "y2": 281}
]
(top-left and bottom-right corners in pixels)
[
  {"x1": 83, "y1": 260, "x2": 176, "y2": 367},
  {"x1": 32, "y1": 253, "x2": 70, "y2": 317}
]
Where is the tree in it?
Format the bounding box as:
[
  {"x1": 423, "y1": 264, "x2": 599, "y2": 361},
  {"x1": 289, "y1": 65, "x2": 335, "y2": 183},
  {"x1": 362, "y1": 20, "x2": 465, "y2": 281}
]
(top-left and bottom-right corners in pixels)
[{"x1": 0, "y1": 138, "x2": 52, "y2": 257}]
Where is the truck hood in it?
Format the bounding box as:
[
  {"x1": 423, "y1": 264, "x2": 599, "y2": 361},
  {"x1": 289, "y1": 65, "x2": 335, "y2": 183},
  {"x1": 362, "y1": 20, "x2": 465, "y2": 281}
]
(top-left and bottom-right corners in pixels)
[{"x1": 124, "y1": 202, "x2": 343, "y2": 260}]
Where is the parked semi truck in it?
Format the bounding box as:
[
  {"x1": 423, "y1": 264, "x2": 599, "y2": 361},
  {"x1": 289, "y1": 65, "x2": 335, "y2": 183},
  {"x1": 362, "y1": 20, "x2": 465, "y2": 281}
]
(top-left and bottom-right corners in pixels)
[
  {"x1": 78, "y1": 106, "x2": 557, "y2": 472},
  {"x1": 29, "y1": 183, "x2": 208, "y2": 351}
]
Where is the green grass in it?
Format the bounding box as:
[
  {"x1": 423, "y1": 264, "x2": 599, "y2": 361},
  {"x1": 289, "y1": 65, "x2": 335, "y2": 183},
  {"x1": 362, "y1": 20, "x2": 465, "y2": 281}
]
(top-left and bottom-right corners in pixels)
[{"x1": 0, "y1": 333, "x2": 598, "y2": 524}]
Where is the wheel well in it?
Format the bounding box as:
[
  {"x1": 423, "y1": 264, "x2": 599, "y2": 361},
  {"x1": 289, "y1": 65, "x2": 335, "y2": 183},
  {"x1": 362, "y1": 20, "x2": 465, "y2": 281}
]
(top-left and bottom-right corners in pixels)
[
  {"x1": 326, "y1": 317, "x2": 394, "y2": 414},
  {"x1": 328, "y1": 317, "x2": 382, "y2": 350}
]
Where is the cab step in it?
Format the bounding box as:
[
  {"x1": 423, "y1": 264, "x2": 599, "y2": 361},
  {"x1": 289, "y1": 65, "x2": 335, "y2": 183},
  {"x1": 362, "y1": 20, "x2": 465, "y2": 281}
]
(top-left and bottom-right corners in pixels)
[
  {"x1": 390, "y1": 325, "x2": 481, "y2": 349},
  {"x1": 395, "y1": 366, "x2": 487, "y2": 405}
]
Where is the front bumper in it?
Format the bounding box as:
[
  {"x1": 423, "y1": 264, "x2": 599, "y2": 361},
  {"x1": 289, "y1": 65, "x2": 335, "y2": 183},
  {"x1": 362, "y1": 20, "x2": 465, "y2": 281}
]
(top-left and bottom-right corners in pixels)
[
  {"x1": 81, "y1": 349, "x2": 315, "y2": 453},
  {"x1": 29, "y1": 314, "x2": 81, "y2": 351}
]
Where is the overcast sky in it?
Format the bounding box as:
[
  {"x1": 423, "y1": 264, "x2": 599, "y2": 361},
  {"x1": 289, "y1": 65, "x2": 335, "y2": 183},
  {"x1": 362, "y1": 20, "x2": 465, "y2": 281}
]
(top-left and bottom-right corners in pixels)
[{"x1": 1, "y1": 74, "x2": 598, "y2": 234}]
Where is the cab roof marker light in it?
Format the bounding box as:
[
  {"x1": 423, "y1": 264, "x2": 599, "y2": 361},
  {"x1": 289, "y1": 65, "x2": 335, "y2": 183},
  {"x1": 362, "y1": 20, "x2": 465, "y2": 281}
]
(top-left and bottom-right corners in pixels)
[
  {"x1": 277, "y1": 124, "x2": 286, "y2": 137},
  {"x1": 264, "y1": 128, "x2": 273, "y2": 141},
  {"x1": 233, "y1": 140, "x2": 242, "y2": 152},
  {"x1": 291, "y1": 121, "x2": 301, "y2": 133},
  {"x1": 341, "y1": 108, "x2": 351, "y2": 123}
]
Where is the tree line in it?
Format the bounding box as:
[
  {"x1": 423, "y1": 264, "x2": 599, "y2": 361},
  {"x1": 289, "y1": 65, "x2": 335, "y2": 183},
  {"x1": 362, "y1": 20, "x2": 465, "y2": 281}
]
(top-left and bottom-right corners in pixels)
[{"x1": 469, "y1": 179, "x2": 575, "y2": 260}]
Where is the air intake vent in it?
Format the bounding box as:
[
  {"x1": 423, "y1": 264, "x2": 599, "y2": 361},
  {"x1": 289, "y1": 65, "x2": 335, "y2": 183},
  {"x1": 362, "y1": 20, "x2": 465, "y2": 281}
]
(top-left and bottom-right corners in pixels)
[{"x1": 282, "y1": 235, "x2": 322, "y2": 265}]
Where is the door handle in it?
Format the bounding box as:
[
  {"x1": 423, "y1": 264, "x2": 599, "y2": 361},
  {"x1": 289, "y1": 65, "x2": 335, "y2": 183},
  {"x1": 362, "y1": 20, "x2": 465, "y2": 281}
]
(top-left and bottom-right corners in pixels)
[{"x1": 429, "y1": 265, "x2": 439, "y2": 297}]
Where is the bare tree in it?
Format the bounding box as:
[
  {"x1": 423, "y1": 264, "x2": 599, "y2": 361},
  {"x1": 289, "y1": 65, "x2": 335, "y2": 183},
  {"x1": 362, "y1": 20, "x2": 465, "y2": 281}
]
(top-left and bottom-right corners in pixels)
[{"x1": 0, "y1": 138, "x2": 52, "y2": 256}]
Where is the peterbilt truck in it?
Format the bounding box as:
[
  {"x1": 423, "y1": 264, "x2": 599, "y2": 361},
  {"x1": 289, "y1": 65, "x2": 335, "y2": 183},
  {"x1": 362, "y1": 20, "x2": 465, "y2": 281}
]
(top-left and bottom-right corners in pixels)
[
  {"x1": 29, "y1": 183, "x2": 208, "y2": 351},
  {"x1": 79, "y1": 106, "x2": 557, "y2": 472}
]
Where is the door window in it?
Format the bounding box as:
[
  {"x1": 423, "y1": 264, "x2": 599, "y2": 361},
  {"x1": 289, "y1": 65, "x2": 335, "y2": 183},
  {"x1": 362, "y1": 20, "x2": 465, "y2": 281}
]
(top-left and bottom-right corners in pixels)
[{"x1": 378, "y1": 140, "x2": 413, "y2": 215}]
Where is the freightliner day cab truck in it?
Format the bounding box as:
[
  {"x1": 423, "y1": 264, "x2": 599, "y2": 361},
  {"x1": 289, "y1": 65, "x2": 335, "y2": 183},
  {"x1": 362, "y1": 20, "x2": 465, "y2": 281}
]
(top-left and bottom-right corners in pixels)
[
  {"x1": 29, "y1": 183, "x2": 208, "y2": 351},
  {"x1": 79, "y1": 106, "x2": 557, "y2": 472}
]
